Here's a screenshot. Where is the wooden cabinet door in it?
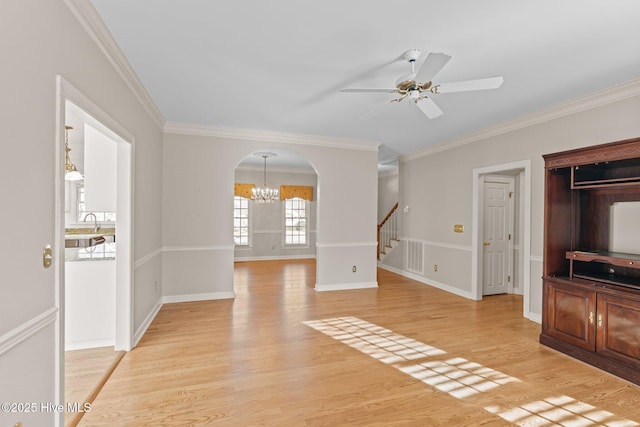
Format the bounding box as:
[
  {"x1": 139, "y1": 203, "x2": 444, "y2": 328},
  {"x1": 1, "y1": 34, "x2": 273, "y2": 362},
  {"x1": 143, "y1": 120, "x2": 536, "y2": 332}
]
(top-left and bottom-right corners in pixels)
[
  {"x1": 546, "y1": 280, "x2": 596, "y2": 351},
  {"x1": 596, "y1": 293, "x2": 640, "y2": 369}
]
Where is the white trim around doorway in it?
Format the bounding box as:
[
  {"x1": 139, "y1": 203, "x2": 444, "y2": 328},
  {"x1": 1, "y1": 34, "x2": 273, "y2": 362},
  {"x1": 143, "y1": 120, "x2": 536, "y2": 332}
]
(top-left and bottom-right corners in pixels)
[
  {"x1": 471, "y1": 160, "x2": 532, "y2": 319},
  {"x1": 54, "y1": 75, "x2": 135, "y2": 427}
]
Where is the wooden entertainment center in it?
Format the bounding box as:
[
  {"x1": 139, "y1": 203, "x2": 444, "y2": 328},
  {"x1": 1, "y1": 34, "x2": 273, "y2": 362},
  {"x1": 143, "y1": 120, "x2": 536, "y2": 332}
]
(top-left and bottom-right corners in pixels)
[{"x1": 541, "y1": 137, "x2": 640, "y2": 385}]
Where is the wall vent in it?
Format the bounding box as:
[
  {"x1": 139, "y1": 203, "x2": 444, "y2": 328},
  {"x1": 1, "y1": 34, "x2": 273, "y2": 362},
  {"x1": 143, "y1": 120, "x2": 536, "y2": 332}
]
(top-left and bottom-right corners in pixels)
[{"x1": 406, "y1": 240, "x2": 424, "y2": 274}]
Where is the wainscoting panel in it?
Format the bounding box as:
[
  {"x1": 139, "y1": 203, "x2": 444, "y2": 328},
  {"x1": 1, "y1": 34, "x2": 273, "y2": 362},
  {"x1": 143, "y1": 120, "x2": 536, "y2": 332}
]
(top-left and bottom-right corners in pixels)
[
  {"x1": 315, "y1": 242, "x2": 378, "y2": 291},
  {"x1": 162, "y1": 246, "x2": 235, "y2": 298},
  {"x1": 0, "y1": 311, "x2": 57, "y2": 426}
]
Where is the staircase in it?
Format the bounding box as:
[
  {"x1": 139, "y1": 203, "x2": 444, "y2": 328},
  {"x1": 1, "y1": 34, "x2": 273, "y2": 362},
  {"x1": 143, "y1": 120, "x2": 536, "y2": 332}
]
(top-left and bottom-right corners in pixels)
[{"x1": 377, "y1": 202, "x2": 399, "y2": 260}]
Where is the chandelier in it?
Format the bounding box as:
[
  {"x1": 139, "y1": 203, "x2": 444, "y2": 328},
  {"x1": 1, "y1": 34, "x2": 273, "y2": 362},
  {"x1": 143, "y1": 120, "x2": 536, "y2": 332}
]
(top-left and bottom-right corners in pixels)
[
  {"x1": 251, "y1": 152, "x2": 279, "y2": 203},
  {"x1": 64, "y1": 125, "x2": 83, "y2": 181}
]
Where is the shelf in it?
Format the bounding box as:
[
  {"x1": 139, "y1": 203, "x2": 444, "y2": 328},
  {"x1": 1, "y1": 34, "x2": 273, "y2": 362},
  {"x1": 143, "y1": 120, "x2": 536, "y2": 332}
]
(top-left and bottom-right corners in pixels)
[
  {"x1": 571, "y1": 158, "x2": 640, "y2": 189},
  {"x1": 566, "y1": 250, "x2": 640, "y2": 269},
  {"x1": 573, "y1": 272, "x2": 640, "y2": 291},
  {"x1": 571, "y1": 178, "x2": 640, "y2": 190}
]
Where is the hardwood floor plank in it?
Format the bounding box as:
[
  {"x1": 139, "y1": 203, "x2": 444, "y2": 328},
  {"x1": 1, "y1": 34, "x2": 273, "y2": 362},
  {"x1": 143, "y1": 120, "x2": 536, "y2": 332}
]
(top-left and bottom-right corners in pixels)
[
  {"x1": 65, "y1": 346, "x2": 124, "y2": 426},
  {"x1": 79, "y1": 260, "x2": 640, "y2": 426}
]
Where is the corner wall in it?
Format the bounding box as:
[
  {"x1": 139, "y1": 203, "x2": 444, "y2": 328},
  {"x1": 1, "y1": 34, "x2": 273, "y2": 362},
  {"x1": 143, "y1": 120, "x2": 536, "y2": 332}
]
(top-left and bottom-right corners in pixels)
[
  {"x1": 380, "y1": 87, "x2": 640, "y2": 321},
  {"x1": 162, "y1": 130, "x2": 379, "y2": 299},
  {"x1": 0, "y1": 1, "x2": 164, "y2": 425}
]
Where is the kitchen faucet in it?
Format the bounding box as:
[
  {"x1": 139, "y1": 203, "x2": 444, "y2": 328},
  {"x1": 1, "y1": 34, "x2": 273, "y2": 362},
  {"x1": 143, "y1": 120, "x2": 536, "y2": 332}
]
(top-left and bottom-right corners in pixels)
[{"x1": 83, "y1": 212, "x2": 100, "y2": 233}]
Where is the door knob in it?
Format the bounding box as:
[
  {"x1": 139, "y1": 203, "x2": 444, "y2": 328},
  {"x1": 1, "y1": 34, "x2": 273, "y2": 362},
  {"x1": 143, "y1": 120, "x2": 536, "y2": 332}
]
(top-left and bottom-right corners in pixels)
[
  {"x1": 483, "y1": 241, "x2": 490, "y2": 246},
  {"x1": 43, "y1": 245, "x2": 53, "y2": 268}
]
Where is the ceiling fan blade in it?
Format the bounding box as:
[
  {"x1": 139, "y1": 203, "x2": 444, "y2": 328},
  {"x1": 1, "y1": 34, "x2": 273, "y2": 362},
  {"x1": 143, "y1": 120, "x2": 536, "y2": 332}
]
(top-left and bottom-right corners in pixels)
[
  {"x1": 435, "y1": 76, "x2": 504, "y2": 93},
  {"x1": 415, "y1": 97, "x2": 443, "y2": 119},
  {"x1": 359, "y1": 100, "x2": 395, "y2": 120},
  {"x1": 340, "y1": 88, "x2": 398, "y2": 93},
  {"x1": 414, "y1": 52, "x2": 452, "y2": 84}
]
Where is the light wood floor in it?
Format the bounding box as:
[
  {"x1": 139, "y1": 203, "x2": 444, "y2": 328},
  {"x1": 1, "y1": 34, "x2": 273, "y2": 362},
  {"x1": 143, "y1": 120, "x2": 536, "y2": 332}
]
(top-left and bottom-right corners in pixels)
[
  {"x1": 65, "y1": 346, "x2": 124, "y2": 426},
  {"x1": 79, "y1": 260, "x2": 640, "y2": 426}
]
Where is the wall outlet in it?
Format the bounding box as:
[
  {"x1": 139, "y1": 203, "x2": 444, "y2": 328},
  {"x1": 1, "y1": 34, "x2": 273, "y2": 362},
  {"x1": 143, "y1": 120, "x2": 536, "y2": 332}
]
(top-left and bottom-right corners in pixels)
[
  {"x1": 434, "y1": 264, "x2": 438, "y2": 272},
  {"x1": 352, "y1": 265, "x2": 357, "y2": 273},
  {"x1": 154, "y1": 280, "x2": 158, "y2": 292}
]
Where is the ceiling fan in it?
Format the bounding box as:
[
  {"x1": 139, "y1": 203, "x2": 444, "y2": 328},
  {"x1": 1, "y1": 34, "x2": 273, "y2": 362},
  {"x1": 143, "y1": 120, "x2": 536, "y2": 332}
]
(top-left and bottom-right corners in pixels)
[{"x1": 340, "y1": 49, "x2": 503, "y2": 119}]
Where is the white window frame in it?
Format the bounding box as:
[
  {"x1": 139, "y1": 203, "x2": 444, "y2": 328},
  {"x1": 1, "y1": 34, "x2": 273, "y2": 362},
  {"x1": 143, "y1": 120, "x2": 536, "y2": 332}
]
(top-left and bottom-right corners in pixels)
[
  {"x1": 74, "y1": 184, "x2": 116, "y2": 226},
  {"x1": 283, "y1": 197, "x2": 309, "y2": 247},
  {"x1": 233, "y1": 196, "x2": 251, "y2": 247}
]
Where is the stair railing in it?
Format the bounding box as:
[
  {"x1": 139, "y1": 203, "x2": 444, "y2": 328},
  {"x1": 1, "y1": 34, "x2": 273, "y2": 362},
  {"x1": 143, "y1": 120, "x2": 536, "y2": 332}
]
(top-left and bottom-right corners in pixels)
[{"x1": 377, "y1": 202, "x2": 399, "y2": 260}]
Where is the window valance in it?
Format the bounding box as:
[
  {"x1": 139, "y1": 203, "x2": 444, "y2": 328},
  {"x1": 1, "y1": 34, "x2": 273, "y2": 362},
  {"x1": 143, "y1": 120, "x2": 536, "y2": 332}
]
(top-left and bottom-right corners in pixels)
[
  {"x1": 234, "y1": 183, "x2": 256, "y2": 199},
  {"x1": 280, "y1": 185, "x2": 313, "y2": 201}
]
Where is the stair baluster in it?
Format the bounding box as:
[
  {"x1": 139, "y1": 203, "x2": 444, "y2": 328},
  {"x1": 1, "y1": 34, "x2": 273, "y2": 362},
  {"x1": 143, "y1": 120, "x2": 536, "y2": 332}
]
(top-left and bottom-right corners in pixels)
[{"x1": 377, "y1": 202, "x2": 399, "y2": 260}]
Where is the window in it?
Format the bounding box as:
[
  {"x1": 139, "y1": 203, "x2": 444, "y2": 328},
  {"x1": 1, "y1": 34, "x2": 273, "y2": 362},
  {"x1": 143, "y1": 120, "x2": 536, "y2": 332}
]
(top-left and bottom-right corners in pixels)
[
  {"x1": 77, "y1": 187, "x2": 116, "y2": 223},
  {"x1": 234, "y1": 196, "x2": 250, "y2": 246},
  {"x1": 284, "y1": 197, "x2": 307, "y2": 245}
]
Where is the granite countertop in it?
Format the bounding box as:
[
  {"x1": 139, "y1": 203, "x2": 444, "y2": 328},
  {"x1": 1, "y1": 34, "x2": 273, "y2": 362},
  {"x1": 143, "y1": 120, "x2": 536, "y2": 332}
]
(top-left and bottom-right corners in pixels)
[
  {"x1": 66, "y1": 227, "x2": 116, "y2": 236},
  {"x1": 65, "y1": 242, "x2": 116, "y2": 262}
]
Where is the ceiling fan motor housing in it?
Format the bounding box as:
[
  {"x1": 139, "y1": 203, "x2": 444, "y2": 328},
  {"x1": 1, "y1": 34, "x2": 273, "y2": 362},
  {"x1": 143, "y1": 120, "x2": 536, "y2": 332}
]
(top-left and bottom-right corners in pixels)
[
  {"x1": 403, "y1": 49, "x2": 421, "y2": 62},
  {"x1": 396, "y1": 74, "x2": 432, "y2": 93}
]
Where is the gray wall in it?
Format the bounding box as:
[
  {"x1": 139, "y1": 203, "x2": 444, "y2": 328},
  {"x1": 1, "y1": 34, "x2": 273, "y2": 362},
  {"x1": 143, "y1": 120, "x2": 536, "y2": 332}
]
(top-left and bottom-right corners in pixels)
[
  {"x1": 0, "y1": 1, "x2": 164, "y2": 425},
  {"x1": 378, "y1": 171, "x2": 399, "y2": 222},
  {"x1": 380, "y1": 90, "x2": 640, "y2": 321},
  {"x1": 162, "y1": 131, "x2": 379, "y2": 298}
]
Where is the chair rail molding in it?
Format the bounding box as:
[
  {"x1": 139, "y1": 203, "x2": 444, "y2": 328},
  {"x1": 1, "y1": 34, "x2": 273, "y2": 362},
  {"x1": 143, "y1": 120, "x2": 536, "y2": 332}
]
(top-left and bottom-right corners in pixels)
[{"x1": 0, "y1": 307, "x2": 58, "y2": 357}]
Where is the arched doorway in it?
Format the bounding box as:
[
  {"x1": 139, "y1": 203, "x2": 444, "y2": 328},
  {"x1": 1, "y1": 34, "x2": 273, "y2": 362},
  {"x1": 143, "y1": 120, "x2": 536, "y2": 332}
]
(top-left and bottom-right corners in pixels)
[{"x1": 232, "y1": 148, "x2": 318, "y2": 289}]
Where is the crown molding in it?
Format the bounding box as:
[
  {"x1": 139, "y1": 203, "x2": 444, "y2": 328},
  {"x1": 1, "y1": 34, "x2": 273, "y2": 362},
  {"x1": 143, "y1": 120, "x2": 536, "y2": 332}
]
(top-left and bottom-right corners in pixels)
[
  {"x1": 403, "y1": 78, "x2": 640, "y2": 162},
  {"x1": 64, "y1": 0, "x2": 165, "y2": 128},
  {"x1": 235, "y1": 165, "x2": 316, "y2": 175},
  {"x1": 377, "y1": 168, "x2": 399, "y2": 178},
  {"x1": 163, "y1": 121, "x2": 380, "y2": 152}
]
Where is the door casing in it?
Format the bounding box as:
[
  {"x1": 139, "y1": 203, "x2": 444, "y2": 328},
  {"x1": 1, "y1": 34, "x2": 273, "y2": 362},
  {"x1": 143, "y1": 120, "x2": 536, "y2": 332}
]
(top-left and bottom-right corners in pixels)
[
  {"x1": 54, "y1": 75, "x2": 134, "y2": 426},
  {"x1": 471, "y1": 160, "x2": 532, "y2": 320}
]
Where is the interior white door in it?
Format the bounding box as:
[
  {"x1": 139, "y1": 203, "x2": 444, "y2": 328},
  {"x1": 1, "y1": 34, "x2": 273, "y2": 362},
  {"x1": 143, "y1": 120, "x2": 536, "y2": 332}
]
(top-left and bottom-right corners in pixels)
[{"x1": 482, "y1": 177, "x2": 514, "y2": 295}]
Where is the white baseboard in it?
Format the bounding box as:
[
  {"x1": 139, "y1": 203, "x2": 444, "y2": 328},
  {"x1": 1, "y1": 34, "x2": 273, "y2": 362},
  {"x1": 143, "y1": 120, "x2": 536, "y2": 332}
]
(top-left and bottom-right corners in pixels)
[
  {"x1": 234, "y1": 255, "x2": 316, "y2": 262},
  {"x1": 65, "y1": 338, "x2": 114, "y2": 351},
  {"x1": 377, "y1": 263, "x2": 475, "y2": 300},
  {"x1": 527, "y1": 312, "x2": 542, "y2": 324},
  {"x1": 314, "y1": 281, "x2": 378, "y2": 292},
  {"x1": 134, "y1": 298, "x2": 163, "y2": 347},
  {"x1": 162, "y1": 291, "x2": 236, "y2": 304}
]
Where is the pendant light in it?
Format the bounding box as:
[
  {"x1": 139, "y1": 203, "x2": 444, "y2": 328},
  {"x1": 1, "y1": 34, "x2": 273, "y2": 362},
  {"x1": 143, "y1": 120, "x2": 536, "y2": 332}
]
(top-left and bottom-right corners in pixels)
[
  {"x1": 251, "y1": 152, "x2": 279, "y2": 203},
  {"x1": 64, "y1": 125, "x2": 83, "y2": 181}
]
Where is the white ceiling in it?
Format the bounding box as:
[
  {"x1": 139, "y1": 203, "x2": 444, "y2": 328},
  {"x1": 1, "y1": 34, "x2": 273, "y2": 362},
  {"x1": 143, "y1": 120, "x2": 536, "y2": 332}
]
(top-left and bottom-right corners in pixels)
[{"x1": 90, "y1": 1, "x2": 640, "y2": 169}]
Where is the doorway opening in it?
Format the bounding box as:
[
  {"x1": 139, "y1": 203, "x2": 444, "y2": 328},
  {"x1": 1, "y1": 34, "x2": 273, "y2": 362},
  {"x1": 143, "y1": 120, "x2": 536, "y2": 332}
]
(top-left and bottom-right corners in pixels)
[
  {"x1": 471, "y1": 160, "x2": 532, "y2": 319},
  {"x1": 232, "y1": 148, "x2": 318, "y2": 294},
  {"x1": 55, "y1": 77, "x2": 133, "y2": 426}
]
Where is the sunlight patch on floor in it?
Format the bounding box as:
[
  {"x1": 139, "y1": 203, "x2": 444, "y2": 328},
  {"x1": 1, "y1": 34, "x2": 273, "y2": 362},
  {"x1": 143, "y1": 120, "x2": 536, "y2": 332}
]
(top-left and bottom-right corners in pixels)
[
  {"x1": 485, "y1": 395, "x2": 640, "y2": 426},
  {"x1": 304, "y1": 316, "x2": 519, "y2": 399},
  {"x1": 305, "y1": 317, "x2": 636, "y2": 424}
]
